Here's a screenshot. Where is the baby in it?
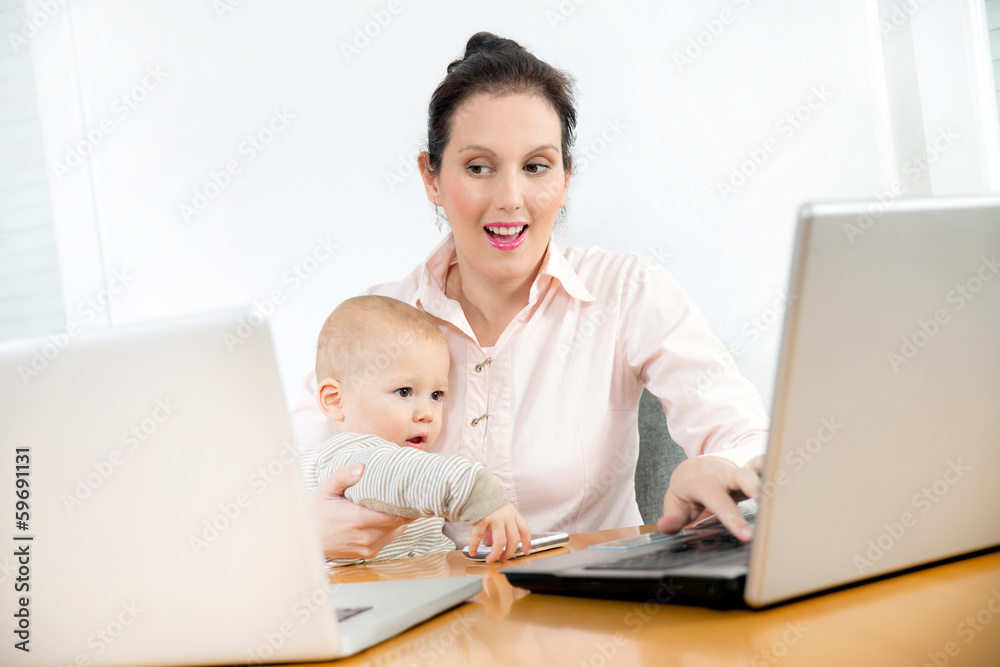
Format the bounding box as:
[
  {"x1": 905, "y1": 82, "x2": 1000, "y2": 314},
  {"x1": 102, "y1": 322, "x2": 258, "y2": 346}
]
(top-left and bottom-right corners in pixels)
[{"x1": 300, "y1": 295, "x2": 530, "y2": 565}]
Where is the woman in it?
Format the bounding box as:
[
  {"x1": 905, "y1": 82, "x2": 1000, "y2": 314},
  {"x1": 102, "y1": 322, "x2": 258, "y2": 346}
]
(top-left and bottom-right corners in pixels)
[{"x1": 297, "y1": 32, "x2": 768, "y2": 559}]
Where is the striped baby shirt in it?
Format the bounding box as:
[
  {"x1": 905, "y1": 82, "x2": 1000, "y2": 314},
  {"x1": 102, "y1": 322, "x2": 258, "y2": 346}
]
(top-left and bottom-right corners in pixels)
[{"x1": 300, "y1": 432, "x2": 510, "y2": 567}]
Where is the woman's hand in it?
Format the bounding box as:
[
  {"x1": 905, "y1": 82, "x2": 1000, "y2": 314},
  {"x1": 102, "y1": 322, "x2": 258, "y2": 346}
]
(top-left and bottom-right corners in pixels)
[
  {"x1": 312, "y1": 464, "x2": 413, "y2": 559},
  {"x1": 657, "y1": 455, "x2": 764, "y2": 542},
  {"x1": 467, "y1": 502, "x2": 532, "y2": 565}
]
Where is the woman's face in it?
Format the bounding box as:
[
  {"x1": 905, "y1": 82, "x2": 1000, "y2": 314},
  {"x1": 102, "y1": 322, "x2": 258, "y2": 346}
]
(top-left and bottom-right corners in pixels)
[{"x1": 421, "y1": 93, "x2": 571, "y2": 287}]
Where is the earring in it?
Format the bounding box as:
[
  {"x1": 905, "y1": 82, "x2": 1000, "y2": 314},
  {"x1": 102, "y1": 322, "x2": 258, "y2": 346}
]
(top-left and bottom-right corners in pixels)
[
  {"x1": 556, "y1": 205, "x2": 568, "y2": 236},
  {"x1": 434, "y1": 206, "x2": 443, "y2": 232}
]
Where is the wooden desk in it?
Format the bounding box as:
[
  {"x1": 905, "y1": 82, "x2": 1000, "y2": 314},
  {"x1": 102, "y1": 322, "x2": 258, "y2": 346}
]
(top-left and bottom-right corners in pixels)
[{"x1": 320, "y1": 525, "x2": 1000, "y2": 666}]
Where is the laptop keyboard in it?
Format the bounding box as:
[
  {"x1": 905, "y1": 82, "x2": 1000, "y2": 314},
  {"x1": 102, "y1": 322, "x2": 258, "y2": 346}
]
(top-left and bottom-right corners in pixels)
[
  {"x1": 335, "y1": 606, "x2": 372, "y2": 622},
  {"x1": 585, "y1": 529, "x2": 750, "y2": 571}
]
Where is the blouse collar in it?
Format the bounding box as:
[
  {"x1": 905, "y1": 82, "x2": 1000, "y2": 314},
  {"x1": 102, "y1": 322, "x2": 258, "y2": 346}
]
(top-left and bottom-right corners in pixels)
[{"x1": 415, "y1": 234, "x2": 595, "y2": 319}]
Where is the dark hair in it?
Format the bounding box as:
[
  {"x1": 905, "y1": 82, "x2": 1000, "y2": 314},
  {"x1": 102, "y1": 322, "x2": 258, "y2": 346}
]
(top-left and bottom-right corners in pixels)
[{"x1": 425, "y1": 32, "x2": 577, "y2": 174}]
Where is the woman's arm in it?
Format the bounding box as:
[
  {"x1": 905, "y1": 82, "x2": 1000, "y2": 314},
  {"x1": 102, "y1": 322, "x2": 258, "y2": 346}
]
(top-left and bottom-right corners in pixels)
[
  {"x1": 311, "y1": 433, "x2": 508, "y2": 521},
  {"x1": 310, "y1": 464, "x2": 413, "y2": 560},
  {"x1": 619, "y1": 255, "x2": 769, "y2": 540},
  {"x1": 308, "y1": 434, "x2": 519, "y2": 561}
]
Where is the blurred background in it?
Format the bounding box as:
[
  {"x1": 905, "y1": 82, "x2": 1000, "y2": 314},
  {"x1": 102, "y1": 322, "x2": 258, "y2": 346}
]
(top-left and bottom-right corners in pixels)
[{"x1": 2, "y1": 0, "x2": 998, "y2": 406}]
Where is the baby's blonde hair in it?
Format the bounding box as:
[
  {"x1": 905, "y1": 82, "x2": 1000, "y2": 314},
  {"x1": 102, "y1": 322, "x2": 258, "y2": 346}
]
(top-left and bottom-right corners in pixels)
[{"x1": 315, "y1": 295, "x2": 445, "y2": 383}]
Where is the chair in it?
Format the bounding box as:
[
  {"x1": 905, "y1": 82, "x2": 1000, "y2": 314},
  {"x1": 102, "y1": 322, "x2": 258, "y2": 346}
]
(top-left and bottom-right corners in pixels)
[{"x1": 634, "y1": 388, "x2": 688, "y2": 524}]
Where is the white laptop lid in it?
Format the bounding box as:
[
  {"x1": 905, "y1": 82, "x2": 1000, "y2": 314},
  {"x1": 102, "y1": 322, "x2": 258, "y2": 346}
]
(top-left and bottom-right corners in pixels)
[
  {"x1": 1, "y1": 310, "x2": 341, "y2": 665},
  {"x1": 746, "y1": 195, "x2": 1000, "y2": 606}
]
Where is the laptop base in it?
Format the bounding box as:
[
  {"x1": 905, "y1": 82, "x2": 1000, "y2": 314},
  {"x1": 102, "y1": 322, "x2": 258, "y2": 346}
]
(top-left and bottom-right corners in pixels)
[{"x1": 504, "y1": 571, "x2": 748, "y2": 609}]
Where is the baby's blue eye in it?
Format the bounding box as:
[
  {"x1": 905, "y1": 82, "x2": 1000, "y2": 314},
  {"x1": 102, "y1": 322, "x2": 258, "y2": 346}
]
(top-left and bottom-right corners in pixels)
[{"x1": 395, "y1": 388, "x2": 411, "y2": 398}]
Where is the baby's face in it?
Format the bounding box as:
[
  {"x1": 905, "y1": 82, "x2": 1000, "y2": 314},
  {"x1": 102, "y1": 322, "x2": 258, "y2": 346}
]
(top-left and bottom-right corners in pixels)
[{"x1": 339, "y1": 335, "x2": 449, "y2": 449}]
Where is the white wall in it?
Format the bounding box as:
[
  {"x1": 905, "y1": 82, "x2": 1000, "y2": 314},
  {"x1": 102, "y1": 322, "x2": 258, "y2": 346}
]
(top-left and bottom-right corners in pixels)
[{"x1": 23, "y1": 0, "x2": 999, "y2": 407}]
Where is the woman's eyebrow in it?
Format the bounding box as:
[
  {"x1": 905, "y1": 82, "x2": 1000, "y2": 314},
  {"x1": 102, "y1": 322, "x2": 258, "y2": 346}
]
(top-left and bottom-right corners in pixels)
[
  {"x1": 459, "y1": 144, "x2": 496, "y2": 155},
  {"x1": 526, "y1": 144, "x2": 559, "y2": 156},
  {"x1": 458, "y1": 143, "x2": 559, "y2": 156}
]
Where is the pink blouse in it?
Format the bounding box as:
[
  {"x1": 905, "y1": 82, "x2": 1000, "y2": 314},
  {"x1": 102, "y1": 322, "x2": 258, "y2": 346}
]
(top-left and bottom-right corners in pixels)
[{"x1": 291, "y1": 235, "x2": 769, "y2": 545}]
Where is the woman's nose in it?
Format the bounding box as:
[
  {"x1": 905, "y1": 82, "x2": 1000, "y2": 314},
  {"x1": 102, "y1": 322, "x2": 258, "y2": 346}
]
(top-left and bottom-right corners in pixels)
[{"x1": 494, "y1": 169, "x2": 523, "y2": 212}]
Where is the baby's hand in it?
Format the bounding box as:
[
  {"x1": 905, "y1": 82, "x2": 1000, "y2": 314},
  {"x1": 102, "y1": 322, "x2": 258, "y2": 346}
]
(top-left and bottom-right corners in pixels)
[{"x1": 467, "y1": 502, "x2": 531, "y2": 565}]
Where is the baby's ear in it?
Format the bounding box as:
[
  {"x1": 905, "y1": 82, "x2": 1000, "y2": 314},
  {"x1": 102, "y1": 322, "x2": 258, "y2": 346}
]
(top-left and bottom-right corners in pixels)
[{"x1": 316, "y1": 378, "x2": 345, "y2": 421}]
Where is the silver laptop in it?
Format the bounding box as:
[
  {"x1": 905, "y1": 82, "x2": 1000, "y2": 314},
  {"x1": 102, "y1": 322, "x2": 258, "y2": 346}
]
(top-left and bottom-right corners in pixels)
[
  {"x1": 504, "y1": 194, "x2": 1000, "y2": 608},
  {"x1": 0, "y1": 309, "x2": 481, "y2": 665}
]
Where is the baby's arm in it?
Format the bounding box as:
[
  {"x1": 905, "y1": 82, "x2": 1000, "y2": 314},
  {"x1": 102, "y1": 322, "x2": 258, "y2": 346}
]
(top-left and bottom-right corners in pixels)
[{"x1": 312, "y1": 433, "x2": 510, "y2": 521}]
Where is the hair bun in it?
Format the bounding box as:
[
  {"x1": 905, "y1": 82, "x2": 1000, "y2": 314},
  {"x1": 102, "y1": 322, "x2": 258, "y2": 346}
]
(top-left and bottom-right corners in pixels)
[
  {"x1": 447, "y1": 32, "x2": 522, "y2": 73},
  {"x1": 465, "y1": 31, "x2": 521, "y2": 57}
]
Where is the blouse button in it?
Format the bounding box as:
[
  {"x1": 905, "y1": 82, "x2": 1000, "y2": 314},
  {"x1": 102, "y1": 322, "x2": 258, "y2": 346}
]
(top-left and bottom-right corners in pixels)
[
  {"x1": 475, "y1": 357, "x2": 493, "y2": 373},
  {"x1": 470, "y1": 412, "x2": 490, "y2": 427}
]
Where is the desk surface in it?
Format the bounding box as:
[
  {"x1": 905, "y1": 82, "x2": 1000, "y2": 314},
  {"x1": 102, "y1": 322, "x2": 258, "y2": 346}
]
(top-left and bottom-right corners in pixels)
[{"x1": 319, "y1": 525, "x2": 1000, "y2": 666}]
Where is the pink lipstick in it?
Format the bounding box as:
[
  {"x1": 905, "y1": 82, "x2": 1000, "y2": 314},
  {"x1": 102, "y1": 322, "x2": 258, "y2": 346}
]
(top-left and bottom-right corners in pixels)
[{"x1": 483, "y1": 223, "x2": 527, "y2": 250}]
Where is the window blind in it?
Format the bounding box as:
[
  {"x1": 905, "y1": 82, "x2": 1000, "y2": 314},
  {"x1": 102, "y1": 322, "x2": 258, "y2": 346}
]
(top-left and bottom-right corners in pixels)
[
  {"x1": 0, "y1": 0, "x2": 66, "y2": 341},
  {"x1": 988, "y1": 0, "x2": 1000, "y2": 120}
]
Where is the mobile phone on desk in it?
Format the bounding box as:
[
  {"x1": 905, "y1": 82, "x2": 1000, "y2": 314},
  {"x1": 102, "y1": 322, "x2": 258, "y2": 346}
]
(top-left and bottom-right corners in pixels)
[{"x1": 462, "y1": 531, "x2": 570, "y2": 561}]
